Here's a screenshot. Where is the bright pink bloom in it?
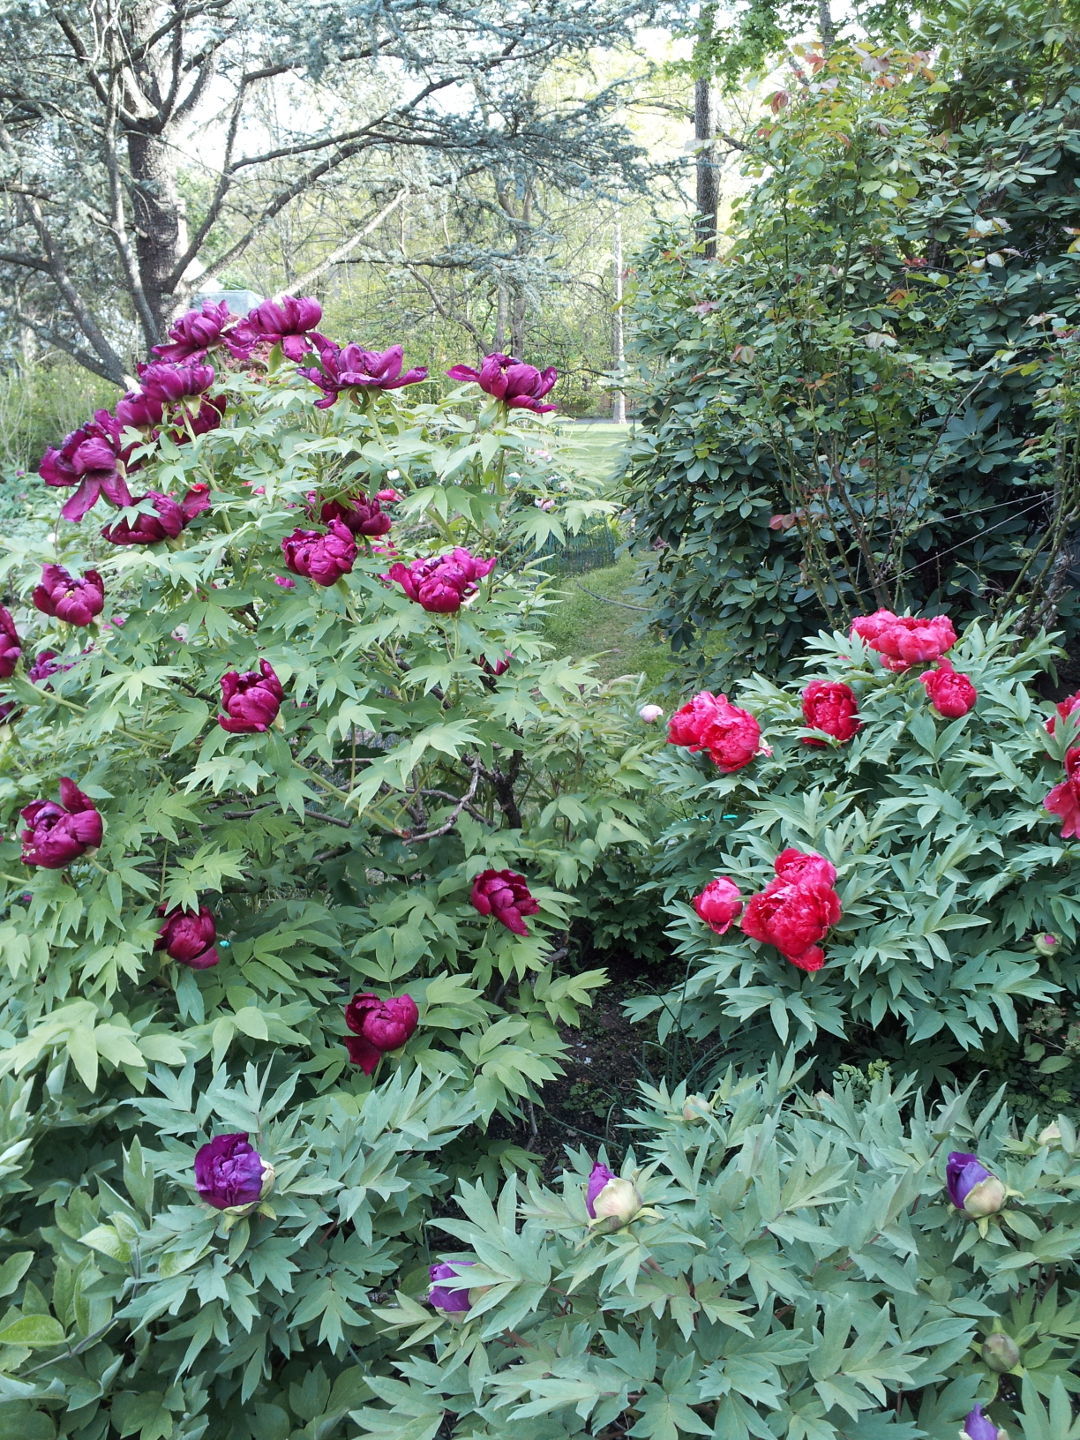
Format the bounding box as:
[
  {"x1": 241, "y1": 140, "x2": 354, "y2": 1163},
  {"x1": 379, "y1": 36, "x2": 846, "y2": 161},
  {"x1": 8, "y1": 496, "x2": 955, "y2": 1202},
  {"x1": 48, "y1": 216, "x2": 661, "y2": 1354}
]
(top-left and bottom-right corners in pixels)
[
  {"x1": 801, "y1": 680, "x2": 861, "y2": 745},
  {"x1": 447, "y1": 353, "x2": 558, "y2": 412},
  {"x1": 218, "y1": 660, "x2": 284, "y2": 733},
  {"x1": 152, "y1": 301, "x2": 254, "y2": 363},
  {"x1": 38, "y1": 410, "x2": 135, "y2": 521},
  {"x1": 235, "y1": 295, "x2": 324, "y2": 360},
  {"x1": 281, "y1": 519, "x2": 357, "y2": 585},
  {"x1": 387, "y1": 548, "x2": 496, "y2": 613},
  {"x1": 693, "y1": 877, "x2": 743, "y2": 934},
  {"x1": 343, "y1": 992, "x2": 419, "y2": 1074},
  {"x1": 101, "y1": 486, "x2": 210, "y2": 545},
  {"x1": 1045, "y1": 746, "x2": 1080, "y2": 838},
  {"x1": 0, "y1": 607, "x2": 20, "y2": 678},
  {"x1": 667, "y1": 691, "x2": 761, "y2": 773},
  {"x1": 310, "y1": 491, "x2": 392, "y2": 537},
  {"x1": 32, "y1": 565, "x2": 105, "y2": 626},
  {"x1": 1046, "y1": 690, "x2": 1080, "y2": 735},
  {"x1": 20, "y1": 777, "x2": 103, "y2": 869},
  {"x1": 470, "y1": 868, "x2": 540, "y2": 936},
  {"x1": 299, "y1": 342, "x2": 427, "y2": 406},
  {"x1": 155, "y1": 905, "x2": 220, "y2": 969},
  {"x1": 850, "y1": 609, "x2": 957, "y2": 671},
  {"x1": 920, "y1": 659, "x2": 977, "y2": 717},
  {"x1": 773, "y1": 849, "x2": 837, "y2": 887}
]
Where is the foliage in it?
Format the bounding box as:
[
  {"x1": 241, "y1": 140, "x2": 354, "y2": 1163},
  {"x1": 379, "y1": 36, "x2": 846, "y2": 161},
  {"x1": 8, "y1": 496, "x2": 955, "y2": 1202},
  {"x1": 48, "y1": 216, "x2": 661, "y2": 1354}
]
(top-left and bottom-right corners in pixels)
[
  {"x1": 356, "y1": 1058, "x2": 1080, "y2": 1439},
  {"x1": 0, "y1": 316, "x2": 658, "y2": 1436},
  {"x1": 627, "y1": 617, "x2": 1080, "y2": 1076},
  {"x1": 623, "y1": 17, "x2": 1080, "y2": 678}
]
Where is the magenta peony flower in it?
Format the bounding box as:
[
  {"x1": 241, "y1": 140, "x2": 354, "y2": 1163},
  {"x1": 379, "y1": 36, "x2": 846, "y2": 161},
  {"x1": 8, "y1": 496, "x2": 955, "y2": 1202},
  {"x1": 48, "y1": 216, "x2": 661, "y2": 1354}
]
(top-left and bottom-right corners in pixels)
[
  {"x1": 470, "y1": 868, "x2": 540, "y2": 936},
  {"x1": 801, "y1": 680, "x2": 861, "y2": 745},
  {"x1": 38, "y1": 410, "x2": 135, "y2": 522},
  {"x1": 428, "y1": 1260, "x2": 476, "y2": 1313},
  {"x1": 0, "y1": 607, "x2": 21, "y2": 678},
  {"x1": 920, "y1": 659, "x2": 977, "y2": 717},
  {"x1": 115, "y1": 388, "x2": 165, "y2": 430},
  {"x1": 667, "y1": 691, "x2": 761, "y2": 773},
  {"x1": 343, "y1": 992, "x2": 419, "y2": 1074},
  {"x1": 281, "y1": 520, "x2": 357, "y2": 585},
  {"x1": 101, "y1": 486, "x2": 210, "y2": 545},
  {"x1": 194, "y1": 1133, "x2": 273, "y2": 1211},
  {"x1": 962, "y1": 1404, "x2": 1006, "y2": 1440},
  {"x1": 692, "y1": 877, "x2": 743, "y2": 935},
  {"x1": 218, "y1": 660, "x2": 284, "y2": 733},
  {"x1": 152, "y1": 300, "x2": 254, "y2": 363},
  {"x1": 235, "y1": 295, "x2": 324, "y2": 360},
  {"x1": 20, "y1": 777, "x2": 103, "y2": 869},
  {"x1": 312, "y1": 491, "x2": 393, "y2": 538},
  {"x1": 155, "y1": 904, "x2": 220, "y2": 969},
  {"x1": 299, "y1": 342, "x2": 427, "y2": 406},
  {"x1": 850, "y1": 608, "x2": 957, "y2": 671},
  {"x1": 773, "y1": 849, "x2": 837, "y2": 887},
  {"x1": 741, "y1": 853, "x2": 841, "y2": 972},
  {"x1": 32, "y1": 564, "x2": 105, "y2": 626},
  {"x1": 448, "y1": 352, "x2": 558, "y2": 412},
  {"x1": 387, "y1": 548, "x2": 496, "y2": 614}
]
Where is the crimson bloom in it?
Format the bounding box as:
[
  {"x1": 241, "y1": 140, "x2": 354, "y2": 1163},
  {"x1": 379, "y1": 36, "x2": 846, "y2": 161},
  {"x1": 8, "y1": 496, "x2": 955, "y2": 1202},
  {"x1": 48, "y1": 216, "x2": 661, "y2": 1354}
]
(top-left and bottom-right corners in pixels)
[
  {"x1": 101, "y1": 486, "x2": 210, "y2": 545},
  {"x1": 667, "y1": 691, "x2": 761, "y2": 773},
  {"x1": 920, "y1": 659, "x2": 977, "y2": 717},
  {"x1": 115, "y1": 388, "x2": 164, "y2": 430},
  {"x1": 470, "y1": 868, "x2": 540, "y2": 936},
  {"x1": 194, "y1": 1133, "x2": 273, "y2": 1211},
  {"x1": 218, "y1": 660, "x2": 284, "y2": 733},
  {"x1": 33, "y1": 565, "x2": 105, "y2": 626},
  {"x1": 0, "y1": 607, "x2": 21, "y2": 678},
  {"x1": 343, "y1": 992, "x2": 419, "y2": 1074},
  {"x1": 741, "y1": 850, "x2": 841, "y2": 972},
  {"x1": 1047, "y1": 689, "x2": 1080, "y2": 735},
  {"x1": 1044, "y1": 746, "x2": 1080, "y2": 838},
  {"x1": 152, "y1": 300, "x2": 254, "y2": 363},
  {"x1": 850, "y1": 608, "x2": 957, "y2": 671},
  {"x1": 38, "y1": 410, "x2": 135, "y2": 522},
  {"x1": 155, "y1": 905, "x2": 220, "y2": 969},
  {"x1": 692, "y1": 877, "x2": 743, "y2": 934},
  {"x1": 236, "y1": 295, "x2": 324, "y2": 360},
  {"x1": 387, "y1": 548, "x2": 496, "y2": 613},
  {"x1": 428, "y1": 1260, "x2": 476, "y2": 1313},
  {"x1": 300, "y1": 342, "x2": 427, "y2": 406},
  {"x1": 312, "y1": 491, "x2": 393, "y2": 537},
  {"x1": 281, "y1": 520, "x2": 358, "y2": 585},
  {"x1": 801, "y1": 680, "x2": 861, "y2": 745},
  {"x1": 447, "y1": 353, "x2": 558, "y2": 412},
  {"x1": 20, "y1": 777, "x2": 103, "y2": 869}
]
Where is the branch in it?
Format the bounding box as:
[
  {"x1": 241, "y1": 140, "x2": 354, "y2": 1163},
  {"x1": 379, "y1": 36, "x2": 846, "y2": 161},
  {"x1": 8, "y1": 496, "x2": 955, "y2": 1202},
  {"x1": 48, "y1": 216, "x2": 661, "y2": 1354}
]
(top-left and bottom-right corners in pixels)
[
  {"x1": 279, "y1": 188, "x2": 410, "y2": 297},
  {"x1": 11, "y1": 308, "x2": 121, "y2": 383},
  {"x1": 404, "y1": 758, "x2": 485, "y2": 844},
  {"x1": 401, "y1": 260, "x2": 486, "y2": 347}
]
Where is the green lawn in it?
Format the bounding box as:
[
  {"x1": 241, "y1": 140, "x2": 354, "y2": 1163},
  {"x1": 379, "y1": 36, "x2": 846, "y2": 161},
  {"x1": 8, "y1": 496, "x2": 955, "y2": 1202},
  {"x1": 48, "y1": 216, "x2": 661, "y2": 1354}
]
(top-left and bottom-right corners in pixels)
[{"x1": 539, "y1": 553, "x2": 671, "y2": 686}]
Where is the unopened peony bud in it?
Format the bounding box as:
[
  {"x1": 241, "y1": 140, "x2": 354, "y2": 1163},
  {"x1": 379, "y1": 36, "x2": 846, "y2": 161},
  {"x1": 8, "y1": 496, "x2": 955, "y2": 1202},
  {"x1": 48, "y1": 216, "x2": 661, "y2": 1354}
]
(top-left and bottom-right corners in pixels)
[
  {"x1": 1033, "y1": 932, "x2": 1060, "y2": 957},
  {"x1": 961, "y1": 1402, "x2": 1009, "y2": 1440},
  {"x1": 1037, "y1": 1122, "x2": 1062, "y2": 1146},
  {"x1": 981, "y1": 1333, "x2": 1020, "y2": 1373},
  {"x1": 682, "y1": 1095, "x2": 713, "y2": 1123},
  {"x1": 946, "y1": 1151, "x2": 1007, "y2": 1217},
  {"x1": 638, "y1": 704, "x2": 664, "y2": 723},
  {"x1": 585, "y1": 1162, "x2": 643, "y2": 1231}
]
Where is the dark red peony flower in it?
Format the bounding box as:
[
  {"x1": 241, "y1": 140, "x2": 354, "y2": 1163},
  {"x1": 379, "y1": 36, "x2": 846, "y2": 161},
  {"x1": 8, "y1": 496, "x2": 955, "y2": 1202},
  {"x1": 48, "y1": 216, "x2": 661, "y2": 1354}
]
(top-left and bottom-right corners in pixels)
[
  {"x1": 0, "y1": 606, "x2": 21, "y2": 679},
  {"x1": 447, "y1": 352, "x2": 558, "y2": 412},
  {"x1": 470, "y1": 868, "x2": 540, "y2": 936},
  {"x1": 281, "y1": 519, "x2": 357, "y2": 585},
  {"x1": 32, "y1": 565, "x2": 105, "y2": 626},
  {"x1": 152, "y1": 301, "x2": 254, "y2": 363},
  {"x1": 387, "y1": 548, "x2": 496, "y2": 614},
  {"x1": 218, "y1": 660, "x2": 284, "y2": 733},
  {"x1": 38, "y1": 410, "x2": 136, "y2": 522},
  {"x1": 20, "y1": 777, "x2": 103, "y2": 869},
  {"x1": 312, "y1": 491, "x2": 393, "y2": 538},
  {"x1": 101, "y1": 486, "x2": 210, "y2": 545},
  {"x1": 343, "y1": 992, "x2": 419, "y2": 1074},
  {"x1": 155, "y1": 904, "x2": 220, "y2": 968},
  {"x1": 801, "y1": 679, "x2": 861, "y2": 745}
]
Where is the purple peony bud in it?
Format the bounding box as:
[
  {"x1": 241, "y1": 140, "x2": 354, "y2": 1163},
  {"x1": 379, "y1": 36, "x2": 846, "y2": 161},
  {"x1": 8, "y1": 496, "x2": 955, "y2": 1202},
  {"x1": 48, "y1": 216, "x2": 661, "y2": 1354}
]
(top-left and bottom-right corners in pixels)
[
  {"x1": 152, "y1": 301, "x2": 253, "y2": 363},
  {"x1": 343, "y1": 992, "x2": 419, "y2": 1074},
  {"x1": 218, "y1": 659, "x2": 284, "y2": 733},
  {"x1": 20, "y1": 777, "x2": 103, "y2": 869},
  {"x1": 299, "y1": 342, "x2": 427, "y2": 406},
  {"x1": 194, "y1": 1133, "x2": 274, "y2": 1211},
  {"x1": 235, "y1": 295, "x2": 324, "y2": 360},
  {"x1": 387, "y1": 548, "x2": 496, "y2": 614},
  {"x1": 281, "y1": 519, "x2": 357, "y2": 585},
  {"x1": 428, "y1": 1260, "x2": 475, "y2": 1313},
  {"x1": 585, "y1": 1161, "x2": 643, "y2": 1230},
  {"x1": 0, "y1": 606, "x2": 21, "y2": 678},
  {"x1": 962, "y1": 1403, "x2": 1008, "y2": 1440},
  {"x1": 155, "y1": 904, "x2": 220, "y2": 968},
  {"x1": 32, "y1": 564, "x2": 105, "y2": 626},
  {"x1": 101, "y1": 486, "x2": 210, "y2": 545},
  {"x1": 38, "y1": 410, "x2": 135, "y2": 521},
  {"x1": 469, "y1": 868, "x2": 540, "y2": 937},
  {"x1": 447, "y1": 352, "x2": 558, "y2": 412},
  {"x1": 946, "y1": 1152, "x2": 1007, "y2": 1217}
]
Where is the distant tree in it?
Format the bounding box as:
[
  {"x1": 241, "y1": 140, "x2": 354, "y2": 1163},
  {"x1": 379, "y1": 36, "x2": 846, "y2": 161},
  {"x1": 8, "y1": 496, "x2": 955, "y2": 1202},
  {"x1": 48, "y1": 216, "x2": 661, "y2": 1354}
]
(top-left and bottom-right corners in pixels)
[{"x1": 0, "y1": 0, "x2": 659, "y2": 381}]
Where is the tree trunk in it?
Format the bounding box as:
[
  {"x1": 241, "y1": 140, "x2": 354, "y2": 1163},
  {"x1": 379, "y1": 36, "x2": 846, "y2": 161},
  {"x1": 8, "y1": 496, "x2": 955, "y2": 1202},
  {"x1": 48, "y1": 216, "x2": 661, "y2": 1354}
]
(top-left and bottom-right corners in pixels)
[
  {"x1": 127, "y1": 127, "x2": 186, "y2": 351},
  {"x1": 694, "y1": 77, "x2": 718, "y2": 258}
]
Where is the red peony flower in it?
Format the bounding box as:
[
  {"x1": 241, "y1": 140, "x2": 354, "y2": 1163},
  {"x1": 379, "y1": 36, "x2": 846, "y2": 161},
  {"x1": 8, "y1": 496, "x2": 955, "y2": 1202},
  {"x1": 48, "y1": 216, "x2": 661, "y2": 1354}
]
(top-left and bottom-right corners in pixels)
[
  {"x1": 281, "y1": 519, "x2": 357, "y2": 585},
  {"x1": 1046, "y1": 689, "x2": 1080, "y2": 735},
  {"x1": 920, "y1": 659, "x2": 977, "y2": 717},
  {"x1": 32, "y1": 564, "x2": 105, "y2": 626},
  {"x1": 20, "y1": 777, "x2": 103, "y2": 869},
  {"x1": 1045, "y1": 746, "x2": 1080, "y2": 838},
  {"x1": 667, "y1": 691, "x2": 761, "y2": 773},
  {"x1": 101, "y1": 486, "x2": 210, "y2": 545},
  {"x1": 470, "y1": 868, "x2": 540, "y2": 936},
  {"x1": 312, "y1": 491, "x2": 393, "y2": 537},
  {"x1": 692, "y1": 877, "x2": 743, "y2": 934},
  {"x1": 343, "y1": 992, "x2": 419, "y2": 1074},
  {"x1": 387, "y1": 548, "x2": 496, "y2": 614},
  {"x1": 773, "y1": 849, "x2": 837, "y2": 887},
  {"x1": 741, "y1": 850, "x2": 841, "y2": 971},
  {"x1": 218, "y1": 660, "x2": 284, "y2": 733},
  {"x1": 801, "y1": 679, "x2": 861, "y2": 745},
  {"x1": 155, "y1": 904, "x2": 220, "y2": 968}
]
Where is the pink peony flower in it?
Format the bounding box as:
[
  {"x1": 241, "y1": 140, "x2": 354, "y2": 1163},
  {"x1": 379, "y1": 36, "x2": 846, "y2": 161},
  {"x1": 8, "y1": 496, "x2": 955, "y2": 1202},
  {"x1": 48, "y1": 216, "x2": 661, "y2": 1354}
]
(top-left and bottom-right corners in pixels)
[
  {"x1": 281, "y1": 519, "x2": 357, "y2": 585},
  {"x1": 470, "y1": 868, "x2": 540, "y2": 936},
  {"x1": 920, "y1": 659, "x2": 977, "y2": 717},
  {"x1": 850, "y1": 609, "x2": 957, "y2": 672},
  {"x1": 1045, "y1": 746, "x2": 1080, "y2": 838},
  {"x1": 667, "y1": 691, "x2": 761, "y2": 773},
  {"x1": 343, "y1": 992, "x2": 419, "y2": 1074},
  {"x1": 692, "y1": 877, "x2": 743, "y2": 934},
  {"x1": 801, "y1": 680, "x2": 861, "y2": 745}
]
